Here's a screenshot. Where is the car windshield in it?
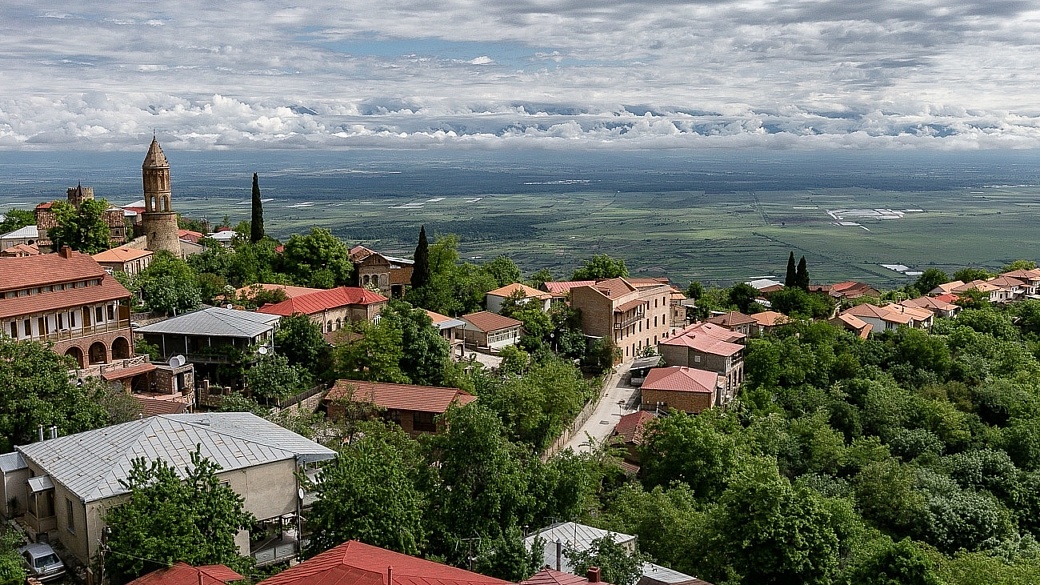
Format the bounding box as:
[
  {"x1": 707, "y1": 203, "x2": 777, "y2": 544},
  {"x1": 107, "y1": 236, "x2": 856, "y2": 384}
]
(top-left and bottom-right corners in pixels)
[{"x1": 34, "y1": 554, "x2": 60, "y2": 568}]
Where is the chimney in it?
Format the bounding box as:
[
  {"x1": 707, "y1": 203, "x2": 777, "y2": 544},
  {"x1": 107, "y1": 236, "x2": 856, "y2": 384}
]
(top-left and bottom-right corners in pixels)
[
  {"x1": 556, "y1": 540, "x2": 562, "y2": 571},
  {"x1": 587, "y1": 568, "x2": 601, "y2": 583},
  {"x1": 38, "y1": 425, "x2": 44, "y2": 442},
  {"x1": 49, "y1": 425, "x2": 58, "y2": 440},
  {"x1": 59, "y1": 246, "x2": 72, "y2": 259},
  {"x1": 386, "y1": 566, "x2": 393, "y2": 585}
]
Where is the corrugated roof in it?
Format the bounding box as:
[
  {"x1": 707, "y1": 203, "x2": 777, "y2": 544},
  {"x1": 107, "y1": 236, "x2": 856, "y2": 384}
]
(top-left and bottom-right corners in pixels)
[
  {"x1": 27, "y1": 475, "x2": 54, "y2": 493},
  {"x1": 257, "y1": 287, "x2": 387, "y2": 316},
  {"x1": 0, "y1": 452, "x2": 26, "y2": 473},
  {"x1": 127, "y1": 563, "x2": 243, "y2": 585},
  {"x1": 461, "y1": 311, "x2": 522, "y2": 333},
  {"x1": 0, "y1": 249, "x2": 107, "y2": 293},
  {"x1": 524, "y1": 522, "x2": 635, "y2": 574},
  {"x1": 1, "y1": 225, "x2": 39, "y2": 239},
  {"x1": 17, "y1": 413, "x2": 335, "y2": 503},
  {"x1": 326, "y1": 380, "x2": 475, "y2": 413},
  {"x1": 136, "y1": 307, "x2": 280, "y2": 338},
  {"x1": 642, "y1": 366, "x2": 719, "y2": 393},
  {"x1": 0, "y1": 274, "x2": 131, "y2": 319},
  {"x1": 257, "y1": 540, "x2": 507, "y2": 585},
  {"x1": 639, "y1": 562, "x2": 710, "y2": 585}
]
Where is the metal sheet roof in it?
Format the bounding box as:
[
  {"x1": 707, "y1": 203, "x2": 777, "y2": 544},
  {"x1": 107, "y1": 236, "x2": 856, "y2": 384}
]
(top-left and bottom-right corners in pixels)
[
  {"x1": 17, "y1": 413, "x2": 335, "y2": 503},
  {"x1": 524, "y1": 522, "x2": 635, "y2": 574},
  {"x1": 0, "y1": 451, "x2": 26, "y2": 473},
  {"x1": 136, "y1": 307, "x2": 280, "y2": 338},
  {"x1": 27, "y1": 475, "x2": 53, "y2": 493}
]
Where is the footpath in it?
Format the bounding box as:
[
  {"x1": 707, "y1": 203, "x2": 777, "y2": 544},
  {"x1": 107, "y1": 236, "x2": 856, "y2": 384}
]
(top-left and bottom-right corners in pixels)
[{"x1": 560, "y1": 360, "x2": 640, "y2": 454}]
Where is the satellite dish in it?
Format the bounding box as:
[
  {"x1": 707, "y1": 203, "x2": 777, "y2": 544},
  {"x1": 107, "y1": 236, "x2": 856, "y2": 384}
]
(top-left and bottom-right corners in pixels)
[
  {"x1": 226, "y1": 304, "x2": 234, "y2": 309},
  {"x1": 257, "y1": 346, "x2": 269, "y2": 355},
  {"x1": 168, "y1": 355, "x2": 185, "y2": 368},
  {"x1": 298, "y1": 488, "x2": 305, "y2": 500}
]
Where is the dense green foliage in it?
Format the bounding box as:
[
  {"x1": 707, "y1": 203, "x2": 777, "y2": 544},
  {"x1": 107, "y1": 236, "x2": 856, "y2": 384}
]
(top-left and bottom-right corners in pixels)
[
  {"x1": 104, "y1": 449, "x2": 254, "y2": 584},
  {"x1": 49, "y1": 198, "x2": 111, "y2": 254},
  {"x1": 0, "y1": 208, "x2": 34, "y2": 234},
  {"x1": 572, "y1": 254, "x2": 628, "y2": 281}
]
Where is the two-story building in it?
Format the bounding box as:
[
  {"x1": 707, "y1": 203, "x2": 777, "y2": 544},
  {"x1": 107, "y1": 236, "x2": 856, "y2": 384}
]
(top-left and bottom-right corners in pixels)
[
  {"x1": 0, "y1": 413, "x2": 335, "y2": 571},
  {"x1": 570, "y1": 277, "x2": 673, "y2": 362},
  {"x1": 658, "y1": 322, "x2": 744, "y2": 403},
  {"x1": 0, "y1": 247, "x2": 134, "y2": 369},
  {"x1": 92, "y1": 246, "x2": 153, "y2": 277},
  {"x1": 640, "y1": 366, "x2": 722, "y2": 414},
  {"x1": 324, "y1": 380, "x2": 476, "y2": 435},
  {"x1": 485, "y1": 283, "x2": 552, "y2": 314},
  {"x1": 349, "y1": 245, "x2": 414, "y2": 298},
  {"x1": 426, "y1": 310, "x2": 467, "y2": 360}
]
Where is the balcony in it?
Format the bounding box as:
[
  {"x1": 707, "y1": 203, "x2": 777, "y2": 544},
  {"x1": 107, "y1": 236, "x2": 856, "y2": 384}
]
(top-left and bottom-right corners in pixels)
[
  {"x1": 34, "y1": 319, "x2": 131, "y2": 343},
  {"x1": 614, "y1": 310, "x2": 645, "y2": 330}
]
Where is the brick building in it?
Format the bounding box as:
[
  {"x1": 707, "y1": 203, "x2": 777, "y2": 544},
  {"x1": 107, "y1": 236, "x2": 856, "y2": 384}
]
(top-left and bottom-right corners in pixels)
[
  {"x1": 256, "y1": 286, "x2": 387, "y2": 334},
  {"x1": 658, "y1": 322, "x2": 745, "y2": 403},
  {"x1": 33, "y1": 185, "x2": 127, "y2": 251},
  {"x1": 325, "y1": 380, "x2": 476, "y2": 435},
  {"x1": 640, "y1": 366, "x2": 721, "y2": 414},
  {"x1": 569, "y1": 277, "x2": 673, "y2": 361},
  {"x1": 349, "y1": 245, "x2": 414, "y2": 298}
]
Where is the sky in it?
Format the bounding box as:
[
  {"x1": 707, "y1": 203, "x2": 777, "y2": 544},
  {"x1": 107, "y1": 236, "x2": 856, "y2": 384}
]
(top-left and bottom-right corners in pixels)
[{"x1": 1, "y1": 1, "x2": 1039, "y2": 152}]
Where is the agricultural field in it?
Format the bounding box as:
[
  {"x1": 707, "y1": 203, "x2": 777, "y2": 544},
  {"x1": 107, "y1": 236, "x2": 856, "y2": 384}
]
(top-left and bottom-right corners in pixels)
[{"x1": 2, "y1": 148, "x2": 1039, "y2": 289}]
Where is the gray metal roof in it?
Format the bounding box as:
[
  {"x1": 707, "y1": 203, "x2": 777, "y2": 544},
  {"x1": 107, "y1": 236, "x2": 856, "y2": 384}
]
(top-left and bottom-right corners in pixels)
[
  {"x1": 639, "y1": 562, "x2": 702, "y2": 585},
  {"x1": 27, "y1": 475, "x2": 54, "y2": 494},
  {"x1": 524, "y1": 522, "x2": 635, "y2": 574},
  {"x1": 0, "y1": 451, "x2": 26, "y2": 473},
  {"x1": 435, "y1": 318, "x2": 467, "y2": 330},
  {"x1": 17, "y1": 413, "x2": 335, "y2": 503},
  {"x1": 1, "y1": 225, "x2": 39, "y2": 239},
  {"x1": 136, "y1": 307, "x2": 280, "y2": 338}
]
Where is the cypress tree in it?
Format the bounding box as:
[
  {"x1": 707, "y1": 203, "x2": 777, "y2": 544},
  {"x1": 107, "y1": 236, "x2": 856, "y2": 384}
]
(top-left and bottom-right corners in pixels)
[
  {"x1": 796, "y1": 255, "x2": 809, "y2": 290},
  {"x1": 250, "y1": 173, "x2": 265, "y2": 243},
  {"x1": 411, "y1": 225, "x2": 430, "y2": 289},
  {"x1": 784, "y1": 251, "x2": 797, "y2": 287}
]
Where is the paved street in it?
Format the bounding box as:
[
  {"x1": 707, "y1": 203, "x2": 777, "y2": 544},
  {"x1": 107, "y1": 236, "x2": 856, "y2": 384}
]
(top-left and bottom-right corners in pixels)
[{"x1": 562, "y1": 360, "x2": 641, "y2": 454}]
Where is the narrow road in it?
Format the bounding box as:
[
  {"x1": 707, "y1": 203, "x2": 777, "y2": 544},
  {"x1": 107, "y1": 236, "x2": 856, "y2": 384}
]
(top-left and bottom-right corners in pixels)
[{"x1": 562, "y1": 360, "x2": 641, "y2": 454}]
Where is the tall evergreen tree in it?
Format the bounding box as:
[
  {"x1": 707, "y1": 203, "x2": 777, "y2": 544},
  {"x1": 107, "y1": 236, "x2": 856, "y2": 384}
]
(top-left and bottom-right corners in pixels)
[
  {"x1": 785, "y1": 251, "x2": 797, "y2": 287},
  {"x1": 796, "y1": 255, "x2": 809, "y2": 290},
  {"x1": 250, "y1": 173, "x2": 265, "y2": 243},
  {"x1": 411, "y1": 225, "x2": 431, "y2": 289}
]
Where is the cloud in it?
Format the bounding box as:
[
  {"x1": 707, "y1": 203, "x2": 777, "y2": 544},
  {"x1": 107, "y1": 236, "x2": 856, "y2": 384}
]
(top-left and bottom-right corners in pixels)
[{"x1": 0, "y1": 0, "x2": 1038, "y2": 150}]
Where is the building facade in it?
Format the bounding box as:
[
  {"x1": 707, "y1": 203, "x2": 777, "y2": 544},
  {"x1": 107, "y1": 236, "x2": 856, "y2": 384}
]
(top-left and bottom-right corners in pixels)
[
  {"x1": 141, "y1": 138, "x2": 181, "y2": 255},
  {"x1": 570, "y1": 278, "x2": 673, "y2": 361}
]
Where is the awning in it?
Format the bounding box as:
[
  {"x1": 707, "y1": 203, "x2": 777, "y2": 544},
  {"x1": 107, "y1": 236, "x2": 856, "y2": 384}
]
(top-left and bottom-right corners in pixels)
[
  {"x1": 615, "y1": 299, "x2": 647, "y2": 313},
  {"x1": 27, "y1": 475, "x2": 54, "y2": 494},
  {"x1": 101, "y1": 362, "x2": 156, "y2": 381}
]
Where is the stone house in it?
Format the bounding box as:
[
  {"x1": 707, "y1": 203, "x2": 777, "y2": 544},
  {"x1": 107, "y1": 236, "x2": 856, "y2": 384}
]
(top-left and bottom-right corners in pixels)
[
  {"x1": 349, "y1": 245, "x2": 414, "y2": 298},
  {"x1": 640, "y1": 366, "x2": 721, "y2": 414},
  {"x1": 256, "y1": 286, "x2": 387, "y2": 334},
  {"x1": 658, "y1": 322, "x2": 744, "y2": 403},
  {"x1": 569, "y1": 277, "x2": 673, "y2": 362}
]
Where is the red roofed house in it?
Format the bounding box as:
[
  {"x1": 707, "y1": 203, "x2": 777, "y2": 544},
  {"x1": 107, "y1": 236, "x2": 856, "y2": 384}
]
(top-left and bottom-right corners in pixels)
[
  {"x1": 570, "y1": 278, "x2": 673, "y2": 362},
  {"x1": 0, "y1": 242, "x2": 39, "y2": 258},
  {"x1": 257, "y1": 286, "x2": 387, "y2": 334},
  {"x1": 611, "y1": 410, "x2": 656, "y2": 467},
  {"x1": 750, "y1": 310, "x2": 791, "y2": 335},
  {"x1": 486, "y1": 282, "x2": 552, "y2": 314},
  {"x1": 810, "y1": 281, "x2": 880, "y2": 302},
  {"x1": 541, "y1": 280, "x2": 596, "y2": 306},
  {"x1": 986, "y1": 275, "x2": 1027, "y2": 302},
  {"x1": 1001, "y1": 268, "x2": 1040, "y2": 296},
  {"x1": 127, "y1": 562, "x2": 243, "y2": 585},
  {"x1": 460, "y1": 311, "x2": 523, "y2": 350},
  {"x1": 258, "y1": 540, "x2": 507, "y2": 585},
  {"x1": 640, "y1": 366, "x2": 722, "y2": 414},
  {"x1": 349, "y1": 245, "x2": 414, "y2": 298},
  {"x1": 0, "y1": 248, "x2": 135, "y2": 369},
  {"x1": 901, "y1": 296, "x2": 961, "y2": 319},
  {"x1": 829, "y1": 313, "x2": 873, "y2": 339},
  {"x1": 325, "y1": 380, "x2": 477, "y2": 435},
  {"x1": 841, "y1": 303, "x2": 919, "y2": 334},
  {"x1": 658, "y1": 322, "x2": 744, "y2": 403}
]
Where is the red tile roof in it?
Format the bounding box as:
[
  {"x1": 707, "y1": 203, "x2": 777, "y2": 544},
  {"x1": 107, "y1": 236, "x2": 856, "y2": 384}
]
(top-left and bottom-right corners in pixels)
[
  {"x1": 258, "y1": 540, "x2": 507, "y2": 585},
  {"x1": 0, "y1": 274, "x2": 131, "y2": 319},
  {"x1": 461, "y1": 311, "x2": 522, "y2": 333},
  {"x1": 0, "y1": 243, "x2": 40, "y2": 257},
  {"x1": 843, "y1": 304, "x2": 912, "y2": 324},
  {"x1": 614, "y1": 298, "x2": 647, "y2": 313},
  {"x1": 642, "y1": 366, "x2": 719, "y2": 393},
  {"x1": 177, "y1": 229, "x2": 204, "y2": 243},
  {"x1": 326, "y1": 380, "x2": 476, "y2": 414},
  {"x1": 613, "y1": 410, "x2": 656, "y2": 445},
  {"x1": 128, "y1": 563, "x2": 242, "y2": 585},
  {"x1": 750, "y1": 311, "x2": 790, "y2": 327},
  {"x1": 92, "y1": 246, "x2": 153, "y2": 263},
  {"x1": 591, "y1": 278, "x2": 637, "y2": 299},
  {"x1": 0, "y1": 249, "x2": 107, "y2": 292},
  {"x1": 257, "y1": 287, "x2": 387, "y2": 316},
  {"x1": 521, "y1": 569, "x2": 598, "y2": 585},
  {"x1": 660, "y1": 323, "x2": 744, "y2": 356},
  {"x1": 542, "y1": 281, "x2": 595, "y2": 295}
]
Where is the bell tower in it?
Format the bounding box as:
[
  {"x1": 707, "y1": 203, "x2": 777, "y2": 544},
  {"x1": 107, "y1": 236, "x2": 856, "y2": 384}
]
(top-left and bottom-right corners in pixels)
[{"x1": 141, "y1": 138, "x2": 181, "y2": 255}]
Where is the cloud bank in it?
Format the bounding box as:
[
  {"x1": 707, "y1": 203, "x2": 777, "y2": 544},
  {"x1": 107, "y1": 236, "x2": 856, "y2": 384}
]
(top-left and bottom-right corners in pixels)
[{"x1": 2, "y1": 0, "x2": 1039, "y2": 151}]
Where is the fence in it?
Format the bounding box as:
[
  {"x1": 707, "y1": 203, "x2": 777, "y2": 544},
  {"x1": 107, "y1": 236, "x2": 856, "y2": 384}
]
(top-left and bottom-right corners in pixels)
[{"x1": 540, "y1": 373, "x2": 611, "y2": 460}]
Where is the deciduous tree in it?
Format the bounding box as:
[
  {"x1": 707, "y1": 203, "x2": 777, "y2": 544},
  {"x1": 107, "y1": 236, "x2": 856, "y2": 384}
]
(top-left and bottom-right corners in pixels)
[
  {"x1": 279, "y1": 228, "x2": 353, "y2": 288},
  {"x1": 572, "y1": 254, "x2": 628, "y2": 281},
  {"x1": 49, "y1": 198, "x2": 111, "y2": 254},
  {"x1": 565, "y1": 535, "x2": 646, "y2": 585},
  {"x1": 0, "y1": 208, "x2": 35, "y2": 234}
]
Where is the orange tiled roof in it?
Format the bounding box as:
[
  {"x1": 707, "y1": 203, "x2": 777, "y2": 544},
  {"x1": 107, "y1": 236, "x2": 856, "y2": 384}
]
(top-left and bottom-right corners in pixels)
[
  {"x1": 707, "y1": 311, "x2": 757, "y2": 327},
  {"x1": 642, "y1": 366, "x2": 720, "y2": 393},
  {"x1": 591, "y1": 277, "x2": 637, "y2": 299},
  {"x1": 751, "y1": 310, "x2": 790, "y2": 327},
  {"x1": 613, "y1": 410, "x2": 656, "y2": 445},
  {"x1": 486, "y1": 282, "x2": 552, "y2": 300},
  {"x1": 258, "y1": 540, "x2": 506, "y2": 585},
  {"x1": 0, "y1": 249, "x2": 107, "y2": 292},
  {"x1": 0, "y1": 243, "x2": 40, "y2": 257},
  {"x1": 843, "y1": 304, "x2": 913, "y2": 324},
  {"x1": 326, "y1": 380, "x2": 475, "y2": 414},
  {"x1": 257, "y1": 287, "x2": 387, "y2": 316},
  {"x1": 542, "y1": 281, "x2": 595, "y2": 295},
  {"x1": 92, "y1": 246, "x2": 153, "y2": 263},
  {"x1": 831, "y1": 313, "x2": 872, "y2": 338},
  {"x1": 461, "y1": 311, "x2": 522, "y2": 333}
]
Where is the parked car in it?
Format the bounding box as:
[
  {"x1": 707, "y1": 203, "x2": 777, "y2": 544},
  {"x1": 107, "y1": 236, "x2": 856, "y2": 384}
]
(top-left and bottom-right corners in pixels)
[{"x1": 18, "y1": 543, "x2": 65, "y2": 583}]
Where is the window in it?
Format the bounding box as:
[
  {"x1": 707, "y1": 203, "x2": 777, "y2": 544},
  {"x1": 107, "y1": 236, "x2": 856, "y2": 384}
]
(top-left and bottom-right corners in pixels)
[
  {"x1": 107, "y1": 305, "x2": 115, "y2": 320},
  {"x1": 57, "y1": 314, "x2": 64, "y2": 329},
  {"x1": 70, "y1": 312, "x2": 76, "y2": 328},
  {"x1": 694, "y1": 355, "x2": 702, "y2": 363},
  {"x1": 413, "y1": 412, "x2": 437, "y2": 432},
  {"x1": 9, "y1": 322, "x2": 16, "y2": 338},
  {"x1": 23, "y1": 320, "x2": 30, "y2": 336},
  {"x1": 95, "y1": 307, "x2": 103, "y2": 322},
  {"x1": 66, "y1": 498, "x2": 75, "y2": 534}
]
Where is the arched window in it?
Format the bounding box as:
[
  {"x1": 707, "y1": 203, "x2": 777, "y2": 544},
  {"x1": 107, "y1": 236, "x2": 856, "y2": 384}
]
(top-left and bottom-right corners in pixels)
[{"x1": 88, "y1": 342, "x2": 107, "y2": 365}]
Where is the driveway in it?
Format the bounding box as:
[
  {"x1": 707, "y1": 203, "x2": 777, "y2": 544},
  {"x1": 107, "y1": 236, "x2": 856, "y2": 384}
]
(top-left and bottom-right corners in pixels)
[{"x1": 562, "y1": 360, "x2": 641, "y2": 454}]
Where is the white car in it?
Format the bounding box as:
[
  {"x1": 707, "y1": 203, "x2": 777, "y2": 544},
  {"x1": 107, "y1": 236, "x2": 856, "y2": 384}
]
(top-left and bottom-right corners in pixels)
[{"x1": 18, "y1": 543, "x2": 65, "y2": 583}]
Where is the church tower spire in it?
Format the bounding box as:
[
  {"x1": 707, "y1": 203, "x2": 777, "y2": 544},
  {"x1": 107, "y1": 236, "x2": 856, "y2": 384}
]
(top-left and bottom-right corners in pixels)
[{"x1": 141, "y1": 138, "x2": 181, "y2": 255}]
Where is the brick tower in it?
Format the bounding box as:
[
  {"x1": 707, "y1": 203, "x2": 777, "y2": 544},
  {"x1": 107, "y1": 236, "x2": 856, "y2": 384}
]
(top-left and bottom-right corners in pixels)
[{"x1": 141, "y1": 138, "x2": 181, "y2": 255}]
